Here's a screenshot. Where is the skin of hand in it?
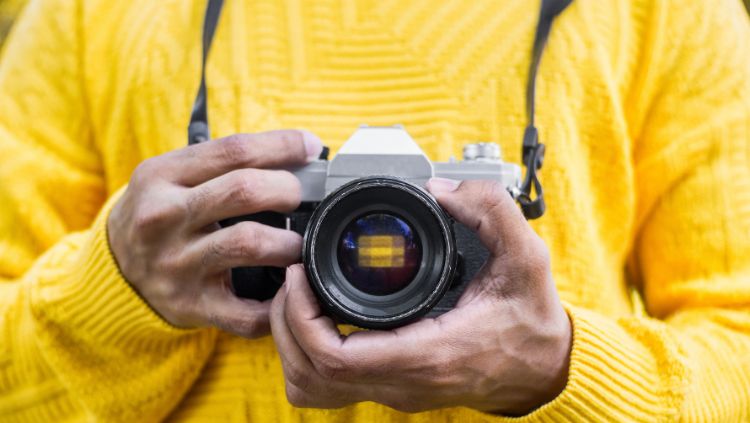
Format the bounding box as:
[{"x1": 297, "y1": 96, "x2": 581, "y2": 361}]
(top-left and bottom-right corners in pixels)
[
  {"x1": 269, "y1": 178, "x2": 572, "y2": 416},
  {"x1": 108, "y1": 129, "x2": 323, "y2": 338}
]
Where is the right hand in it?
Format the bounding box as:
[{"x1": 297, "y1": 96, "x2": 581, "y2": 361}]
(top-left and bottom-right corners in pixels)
[{"x1": 107, "y1": 129, "x2": 323, "y2": 338}]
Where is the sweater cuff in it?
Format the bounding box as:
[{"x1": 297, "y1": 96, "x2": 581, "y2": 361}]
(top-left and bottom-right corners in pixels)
[
  {"x1": 33, "y1": 187, "x2": 206, "y2": 348},
  {"x1": 457, "y1": 304, "x2": 676, "y2": 422}
]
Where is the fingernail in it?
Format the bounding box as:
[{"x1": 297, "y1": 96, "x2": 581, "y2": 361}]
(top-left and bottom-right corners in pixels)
[
  {"x1": 302, "y1": 130, "x2": 323, "y2": 162},
  {"x1": 427, "y1": 177, "x2": 461, "y2": 193}
]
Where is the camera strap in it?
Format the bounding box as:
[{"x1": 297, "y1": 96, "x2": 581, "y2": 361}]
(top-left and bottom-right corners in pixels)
[
  {"x1": 187, "y1": 0, "x2": 572, "y2": 219},
  {"x1": 518, "y1": 0, "x2": 573, "y2": 219},
  {"x1": 188, "y1": 0, "x2": 224, "y2": 145}
]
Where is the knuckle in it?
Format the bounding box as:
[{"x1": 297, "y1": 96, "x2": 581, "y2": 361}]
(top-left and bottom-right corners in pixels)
[
  {"x1": 477, "y1": 203, "x2": 506, "y2": 251},
  {"x1": 219, "y1": 135, "x2": 254, "y2": 167},
  {"x1": 133, "y1": 204, "x2": 173, "y2": 231},
  {"x1": 234, "y1": 221, "x2": 265, "y2": 259},
  {"x1": 471, "y1": 182, "x2": 502, "y2": 222},
  {"x1": 524, "y1": 236, "x2": 551, "y2": 278},
  {"x1": 185, "y1": 181, "x2": 212, "y2": 215},
  {"x1": 201, "y1": 238, "x2": 226, "y2": 268},
  {"x1": 285, "y1": 362, "x2": 313, "y2": 392},
  {"x1": 229, "y1": 169, "x2": 301, "y2": 211},
  {"x1": 186, "y1": 185, "x2": 211, "y2": 217},
  {"x1": 479, "y1": 181, "x2": 506, "y2": 209},
  {"x1": 131, "y1": 158, "x2": 160, "y2": 185},
  {"x1": 160, "y1": 250, "x2": 187, "y2": 276},
  {"x1": 285, "y1": 382, "x2": 313, "y2": 408},
  {"x1": 230, "y1": 172, "x2": 261, "y2": 207},
  {"x1": 149, "y1": 277, "x2": 180, "y2": 302},
  {"x1": 499, "y1": 235, "x2": 551, "y2": 291},
  {"x1": 314, "y1": 351, "x2": 349, "y2": 381}
]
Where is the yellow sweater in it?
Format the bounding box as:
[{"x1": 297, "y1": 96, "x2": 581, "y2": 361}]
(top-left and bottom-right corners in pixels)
[{"x1": 1, "y1": 0, "x2": 749, "y2": 421}]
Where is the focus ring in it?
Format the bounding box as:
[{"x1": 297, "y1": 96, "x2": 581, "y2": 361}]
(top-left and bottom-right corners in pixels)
[{"x1": 302, "y1": 176, "x2": 457, "y2": 329}]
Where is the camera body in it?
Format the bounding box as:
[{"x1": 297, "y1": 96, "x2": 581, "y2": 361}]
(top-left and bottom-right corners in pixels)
[{"x1": 227, "y1": 125, "x2": 522, "y2": 328}]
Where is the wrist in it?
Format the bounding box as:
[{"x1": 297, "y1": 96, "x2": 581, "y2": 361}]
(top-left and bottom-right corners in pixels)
[
  {"x1": 507, "y1": 306, "x2": 573, "y2": 416},
  {"x1": 473, "y1": 300, "x2": 572, "y2": 417}
]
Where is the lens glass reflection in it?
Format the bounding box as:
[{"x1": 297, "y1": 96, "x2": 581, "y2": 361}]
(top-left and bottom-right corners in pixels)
[{"x1": 337, "y1": 213, "x2": 422, "y2": 296}]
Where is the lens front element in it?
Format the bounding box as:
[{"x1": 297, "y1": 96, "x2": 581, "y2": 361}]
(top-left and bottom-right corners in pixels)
[
  {"x1": 337, "y1": 213, "x2": 422, "y2": 296},
  {"x1": 303, "y1": 177, "x2": 457, "y2": 329}
]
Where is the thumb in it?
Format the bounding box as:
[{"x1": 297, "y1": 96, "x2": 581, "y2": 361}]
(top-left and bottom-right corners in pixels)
[{"x1": 426, "y1": 178, "x2": 531, "y2": 257}]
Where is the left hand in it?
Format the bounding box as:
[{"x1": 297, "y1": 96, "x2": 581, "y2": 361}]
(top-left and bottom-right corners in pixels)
[{"x1": 269, "y1": 178, "x2": 572, "y2": 415}]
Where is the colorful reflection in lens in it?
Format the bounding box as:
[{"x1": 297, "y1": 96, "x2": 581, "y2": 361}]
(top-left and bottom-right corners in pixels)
[{"x1": 337, "y1": 213, "x2": 422, "y2": 296}]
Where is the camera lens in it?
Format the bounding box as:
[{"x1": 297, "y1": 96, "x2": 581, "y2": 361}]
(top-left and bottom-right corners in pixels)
[
  {"x1": 337, "y1": 213, "x2": 422, "y2": 296},
  {"x1": 303, "y1": 176, "x2": 457, "y2": 329}
]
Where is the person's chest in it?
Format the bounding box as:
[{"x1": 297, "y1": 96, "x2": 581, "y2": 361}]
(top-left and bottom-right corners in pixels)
[
  {"x1": 87, "y1": 0, "x2": 640, "y2": 316},
  {"x1": 90, "y1": 0, "x2": 546, "y2": 168}
]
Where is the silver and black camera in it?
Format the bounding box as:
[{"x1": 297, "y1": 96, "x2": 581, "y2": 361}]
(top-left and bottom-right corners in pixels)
[
  {"x1": 192, "y1": 0, "x2": 566, "y2": 330},
  {"x1": 226, "y1": 125, "x2": 523, "y2": 329}
]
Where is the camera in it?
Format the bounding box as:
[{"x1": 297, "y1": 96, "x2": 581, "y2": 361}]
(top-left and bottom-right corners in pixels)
[
  {"x1": 190, "y1": 0, "x2": 562, "y2": 329},
  {"x1": 225, "y1": 125, "x2": 522, "y2": 329}
]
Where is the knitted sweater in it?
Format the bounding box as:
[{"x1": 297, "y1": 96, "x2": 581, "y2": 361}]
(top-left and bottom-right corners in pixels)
[{"x1": 1, "y1": 0, "x2": 749, "y2": 421}]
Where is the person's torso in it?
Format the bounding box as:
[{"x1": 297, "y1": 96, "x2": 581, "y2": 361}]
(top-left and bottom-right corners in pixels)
[{"x1": 82, "y1": 0, "x2": 647, "y2": 420}]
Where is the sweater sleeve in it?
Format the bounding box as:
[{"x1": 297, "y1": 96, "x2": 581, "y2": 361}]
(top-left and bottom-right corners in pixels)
[
  {"x1": 0, "y1": 1, "x2": 216, "y2": 422},
  {"x1": 456, "y1": 0, "x2": 750, "y2": 421}
]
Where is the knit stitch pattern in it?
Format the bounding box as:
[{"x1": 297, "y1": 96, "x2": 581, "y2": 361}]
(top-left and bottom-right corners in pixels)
[{"x1": 1, "y1": 0, "x2": 749, "y2": 421}]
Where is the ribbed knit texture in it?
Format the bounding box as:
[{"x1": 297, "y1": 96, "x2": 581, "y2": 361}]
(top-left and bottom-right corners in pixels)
[{"x1": 1, "y1": 0, "x2": 749, "y2": 421}]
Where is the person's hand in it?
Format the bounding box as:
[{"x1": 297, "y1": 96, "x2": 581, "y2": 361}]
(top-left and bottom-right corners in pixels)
[
  {"x1": 108, "y1": 129, "x2": 322, "y2": 337},
  {"x1": 269, "y1": 178, "x2": 572, "y2": 415}
]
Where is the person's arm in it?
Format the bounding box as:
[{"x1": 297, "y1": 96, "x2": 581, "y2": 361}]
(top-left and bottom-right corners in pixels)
[
  {"x1": 267, "y1": 0, "x2": 750, "y2": 420},
  {"x1": 507, "y1": 0, "x2": 750, "y2": 418},
  {"x1": 0, "y1": 1, "x2": 217, "y2": 421},
  {"x1": 1, "y1": 2, "x2": 326, "y2": 421},
  {"x1": 495, "y1": 1, "x2": 750, "y2": 419}
]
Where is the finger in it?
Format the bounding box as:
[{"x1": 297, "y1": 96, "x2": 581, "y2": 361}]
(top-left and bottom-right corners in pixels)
[
  {"x1": 270, "y1": 278, "x2": 354, "y2": 409},
  {"x1": 283, "y1": 266, "x2": 433, "y2": 382},
  {"x1": 190, "y1": 221, "x2": 302, "y2": 274},
  {"x1": 428, "y1": 178, "x2": 553, "y2": 304},
  {"x1": 164, "y1": 129, "x2": 323, "y2": 186},
  {"x1": 282, "y1": 268, "x2": 463, "y2": 410},
  {"x1": 426, "y1": 178, "x2": 531, "y2": 257},
  {"x1": 186, "y1": 168, "x2": 301, "y2": 228},
  {"x1": 283, "y1": 265, "x2": 364, "y2": 380},
  {"x1": 199, "y1": 276, "x2": 271, "y2": 338},
  {"x1": 283, "y1": 265, "x2": 343, "y2": 357}
]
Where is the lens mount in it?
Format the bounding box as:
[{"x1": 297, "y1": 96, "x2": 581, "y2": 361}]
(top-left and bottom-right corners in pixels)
[{"x1": 303, "y1": 176, "x2": 457, "y2": 329}]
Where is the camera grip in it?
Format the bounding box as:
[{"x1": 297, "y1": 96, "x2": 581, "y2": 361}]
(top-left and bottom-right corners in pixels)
[
  {"x1": 428, "y1": 222, "x2": 489, "y2": 316},
  {"x1": 221, "y1": 211, "x2": 287, "y2": 301}
]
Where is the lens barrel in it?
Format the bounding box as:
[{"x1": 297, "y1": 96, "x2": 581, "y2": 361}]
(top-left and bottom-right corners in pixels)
[{"x1": 303, "y1": 176, "x2": 457, "y2": 329}]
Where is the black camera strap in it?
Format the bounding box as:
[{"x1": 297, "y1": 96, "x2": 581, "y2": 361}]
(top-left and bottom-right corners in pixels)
[
  {"x1": 187, "y1": 0, "x2": 572, "y2": 219},
  {"x1": 519, "y1": 0, "x2": 572, "y2": 219},
  {"x1": 188, "y1": 0, "x2": 224, "y2": 145}
]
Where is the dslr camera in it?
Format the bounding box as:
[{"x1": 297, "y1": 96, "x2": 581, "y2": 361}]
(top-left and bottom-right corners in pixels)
[
  {"x1": 192, "y1": 0, "x2": 563, "y2": 330},
  {"x1": 227, "y1": 125, "x2": 522, "y2": 329}
]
